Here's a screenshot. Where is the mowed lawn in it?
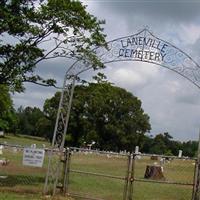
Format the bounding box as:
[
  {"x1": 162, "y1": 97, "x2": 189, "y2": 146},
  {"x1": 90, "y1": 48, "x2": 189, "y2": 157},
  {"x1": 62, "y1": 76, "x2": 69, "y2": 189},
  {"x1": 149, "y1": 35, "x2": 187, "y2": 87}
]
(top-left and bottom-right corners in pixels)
[
  {"x1": 0, "y1": 135, "x2": 196, "y2": 200},
  {"x1": 0, "y1": 134, "x2": 51, "y2": 199},
  {"x1": 0, "y1": 134, "x2": 51, "y2": 147},
  {"x1": 68, "y1": 153, "x2": 196, "y2": 200}
]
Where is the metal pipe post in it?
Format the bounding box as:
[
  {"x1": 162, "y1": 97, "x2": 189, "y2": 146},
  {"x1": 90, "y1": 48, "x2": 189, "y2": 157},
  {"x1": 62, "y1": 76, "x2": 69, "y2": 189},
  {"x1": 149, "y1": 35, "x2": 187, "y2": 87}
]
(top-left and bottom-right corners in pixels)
[
  {"x1": 193, "y1": 129, "x2": 200, "y2": 200},
  {"x1": 123, "y1": 154, "x2": 132, "y2": 200},
  {"x1": 128, "y1": 154, "x2": 135, "y2": 200}
]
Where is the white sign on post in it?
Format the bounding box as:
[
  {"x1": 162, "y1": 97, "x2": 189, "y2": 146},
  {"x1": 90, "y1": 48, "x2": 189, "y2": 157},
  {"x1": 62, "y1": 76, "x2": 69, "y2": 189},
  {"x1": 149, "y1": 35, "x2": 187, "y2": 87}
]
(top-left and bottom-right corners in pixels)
[{"x1": 23, "y1": 148, "x2": 45, "y2": 167}]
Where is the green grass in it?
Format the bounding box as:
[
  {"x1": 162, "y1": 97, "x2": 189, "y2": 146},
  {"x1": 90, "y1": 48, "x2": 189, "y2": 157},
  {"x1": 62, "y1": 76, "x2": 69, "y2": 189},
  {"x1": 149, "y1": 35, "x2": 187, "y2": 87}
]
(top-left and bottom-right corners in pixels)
[
  {"x1": 0, "y1": 135, "x2": 196, "y2": 200},
  {"x1": 0, "y1": 134, "x2": 50, "y2": 200},
  {"x1": 0, "y1": 192, "x2": 41, "y2": 200},
  {"x1": 0, "y1": 191, "x2": 73, "y2": 200},
  {"x1": 67, "y1": 153, "x2": 195, "y2": 200},
  {"x1": 0, "y1": 134, "x2": 51, "y2": 147}
]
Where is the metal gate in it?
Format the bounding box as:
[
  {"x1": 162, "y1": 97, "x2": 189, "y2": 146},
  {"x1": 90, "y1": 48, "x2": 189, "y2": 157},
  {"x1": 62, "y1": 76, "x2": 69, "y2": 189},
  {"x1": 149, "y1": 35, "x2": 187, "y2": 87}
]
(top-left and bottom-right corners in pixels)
[{"x1": 61, "y1": 147, "x2": 198, "y2": 200}]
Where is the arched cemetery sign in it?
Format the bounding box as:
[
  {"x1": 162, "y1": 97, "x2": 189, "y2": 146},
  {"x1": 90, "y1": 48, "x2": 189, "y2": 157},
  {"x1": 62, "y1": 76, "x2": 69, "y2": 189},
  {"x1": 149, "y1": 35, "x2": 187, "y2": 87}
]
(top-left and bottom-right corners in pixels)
[
  {"x1": 93, "y1": 28, "x2": 200, "y2": 89},
  {"x1": 119, "y1": 36, "x2": 168, "y2": 62},
  {"x1": 106, "y1": 29, "x2": 169, "y2": 62},
  {"x1": 44, "y1": 28, "x2": 200, "y2": 194}
]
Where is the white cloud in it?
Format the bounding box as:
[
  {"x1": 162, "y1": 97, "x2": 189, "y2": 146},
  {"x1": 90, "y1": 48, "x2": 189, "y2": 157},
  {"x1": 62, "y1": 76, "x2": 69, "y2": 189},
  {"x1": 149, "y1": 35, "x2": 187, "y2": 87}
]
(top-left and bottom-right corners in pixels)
[
  {"x1": 165, "y1": 80, "x2": 181, "y2": 95},
  {"x1": 111, "y1": 68, "x2": 144, "y2": 87},
  {"x1": 12, "y1": 0, "x2": 200, "y2": 141},
  {"x1": 13, "y1": 84, "x2": 57, "y2": 109},
  {"x1": 179, "y1": 24, "x2": 200, "y2": 45},
  {"x1": 106, "y1": 62, "x2": 159, "y2": 89}
]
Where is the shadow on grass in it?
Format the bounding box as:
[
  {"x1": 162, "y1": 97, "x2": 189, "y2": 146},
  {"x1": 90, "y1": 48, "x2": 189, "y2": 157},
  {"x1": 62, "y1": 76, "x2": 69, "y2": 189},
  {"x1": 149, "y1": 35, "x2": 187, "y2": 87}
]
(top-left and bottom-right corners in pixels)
[{"x1": 0, "y1": 174, "x2": 45, "y2": 187}]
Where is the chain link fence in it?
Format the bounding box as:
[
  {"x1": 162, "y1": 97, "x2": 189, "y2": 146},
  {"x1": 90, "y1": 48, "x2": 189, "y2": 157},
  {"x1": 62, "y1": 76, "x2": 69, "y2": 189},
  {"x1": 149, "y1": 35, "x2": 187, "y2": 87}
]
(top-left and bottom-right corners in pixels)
[
  {"x1": 65, "y1": 147, "x2": 197, "y2": 200},
  {"x1": 67, "y1": 147, "x2": 129, "y2": 200},
  {"x1": 0, "y1": 143, "x2": 48, "y2": 194},
  {"x1": 133, "y1": 154, "x2": 196, "y2": 200},
  {"x1": 0, "y1": 144, "x2": 198, "y2": 200}
]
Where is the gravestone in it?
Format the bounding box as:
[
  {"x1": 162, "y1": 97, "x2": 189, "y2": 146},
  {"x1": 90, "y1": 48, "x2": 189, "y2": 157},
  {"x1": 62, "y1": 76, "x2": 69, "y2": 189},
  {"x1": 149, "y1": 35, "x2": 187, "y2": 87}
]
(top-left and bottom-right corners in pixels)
[
  {"x1": 135, "y1": 146, "x2": 139, "y2": 154},
  {"x1": 0, "y1": 145, "x2": 3, "y2": 155},
  {"x1": 12, "y1": 147, "x2": 17, "y2": 153},
  {"x1": 0, "y1": 131, "x2": 4, "y2": 137},
  {"x1": 178, "y1": 150, "x2": 182, "y2": 158},
  {"x1": 31, "y1": 144, "x2": 36, "y2": 148}
]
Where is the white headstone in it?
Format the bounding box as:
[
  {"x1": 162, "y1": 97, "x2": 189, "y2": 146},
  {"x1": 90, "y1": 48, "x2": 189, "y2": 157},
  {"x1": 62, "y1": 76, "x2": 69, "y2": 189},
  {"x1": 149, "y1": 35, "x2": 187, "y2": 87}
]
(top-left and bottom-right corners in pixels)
[
  {"x1": 161, "y1": 166, "x2": 164, "y2": 172},
  {"x1": 31, "y1": 144, "x2": 36, "y2": 149},
  {"x1": 178, "y1": 150, "x2": 182, "y2": 158},
  {"x1": 135, "y1": 146, "x2": 139, "y2": 154},
  {"x1": 0, "y1": 145, "x2": 3, "y2": 155},
  {"x1": 12, "y1": 147, "x2": 17, "y2": 153},
  {"x1": 0, "y1": 131, "x2": 4, "y2": 136},
  {"x1": 160, "y1": 157, "x2": 165, "y2": 165}
]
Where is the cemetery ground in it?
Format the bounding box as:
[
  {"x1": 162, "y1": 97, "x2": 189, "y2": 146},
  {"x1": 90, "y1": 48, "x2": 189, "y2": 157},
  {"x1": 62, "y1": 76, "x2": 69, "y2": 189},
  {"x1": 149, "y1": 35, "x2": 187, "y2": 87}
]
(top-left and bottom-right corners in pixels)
[
  {"x1": 0, "y1": 134, "x2": 196, "y2": 200},
  {"x1": 0, "y1": 134, "x2": 51, "y2": 147}
]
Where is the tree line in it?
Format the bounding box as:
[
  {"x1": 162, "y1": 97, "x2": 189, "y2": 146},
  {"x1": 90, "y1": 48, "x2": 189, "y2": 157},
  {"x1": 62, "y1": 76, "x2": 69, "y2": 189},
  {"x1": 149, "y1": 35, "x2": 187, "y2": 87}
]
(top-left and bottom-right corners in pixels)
[
  {"x1": 0, "y1": 1, "x2": 198, "y2": 157},
  {"x1": 0, "y1": 81, "x2": 198, "y2": 157}
]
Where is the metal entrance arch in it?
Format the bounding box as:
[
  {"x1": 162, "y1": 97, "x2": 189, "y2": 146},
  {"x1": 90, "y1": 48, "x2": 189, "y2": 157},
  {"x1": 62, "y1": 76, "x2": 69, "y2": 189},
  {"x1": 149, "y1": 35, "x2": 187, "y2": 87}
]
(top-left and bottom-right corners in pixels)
[{"x1": 44, "y1": 28, "x2": 200, "y2": 196}]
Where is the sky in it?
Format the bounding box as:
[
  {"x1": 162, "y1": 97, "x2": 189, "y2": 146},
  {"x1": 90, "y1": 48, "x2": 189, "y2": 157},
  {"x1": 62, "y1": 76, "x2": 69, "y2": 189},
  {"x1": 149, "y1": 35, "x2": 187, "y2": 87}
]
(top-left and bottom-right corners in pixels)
[{"x1": 13, "y1": 0, "x2": 200, "y2": 141}]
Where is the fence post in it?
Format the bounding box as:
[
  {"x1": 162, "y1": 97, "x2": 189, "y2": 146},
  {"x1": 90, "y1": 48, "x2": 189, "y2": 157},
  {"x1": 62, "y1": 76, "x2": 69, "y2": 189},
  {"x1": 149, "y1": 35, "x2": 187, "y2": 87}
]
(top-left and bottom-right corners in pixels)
[
  {"x1": 127, "y1": 154, "x2": 135, "y2": 200},
  {"x1": 62, "y1": 148, "x2": 71, "y2": 194},
  {"x1": 123, "y1": 153, "x2": 132, "y2": 200},
  {"x1": 193, "y1": 129, "x2": 200, "y2": 200}
]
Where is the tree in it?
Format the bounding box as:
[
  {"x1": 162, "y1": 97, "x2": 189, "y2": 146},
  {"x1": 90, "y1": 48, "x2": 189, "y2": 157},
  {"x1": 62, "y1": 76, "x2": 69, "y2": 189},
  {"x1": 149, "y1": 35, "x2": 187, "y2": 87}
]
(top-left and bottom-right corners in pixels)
[
  {"x1": 140, "y1": 135, "x2": 154, "y2": 153},
  {"x1": 16, "y1": 106, "x2": 45, "y2": 136},
  {"x1": 148, "y1": 132, "x2": 182, "y2": 156},
  {"x1": 149, "y1": 134, "x2": 168, "y2": 155},
  {"x1": 0, "y1": 84, "x2": 17, "y2": 132},
  {"x1": 0, "y1": 0, "x2": 106, "y2": 92},
  {"x1": 181, "y1": 141, "x2": 198, "y2": 157},
  {"x1": 44, "y1": 81, "x2": 151, "y2": 151},
  {"x1": 35, "y1": 116, "x2": 52, "y2": 140}
]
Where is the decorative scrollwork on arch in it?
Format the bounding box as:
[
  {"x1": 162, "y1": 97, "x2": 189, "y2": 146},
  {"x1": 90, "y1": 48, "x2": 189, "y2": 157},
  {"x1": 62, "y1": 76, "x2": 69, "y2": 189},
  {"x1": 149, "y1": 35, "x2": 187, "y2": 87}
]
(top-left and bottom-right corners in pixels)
[{"x1": 71, "y1": 28, "x2": 200, "y2": 89}]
